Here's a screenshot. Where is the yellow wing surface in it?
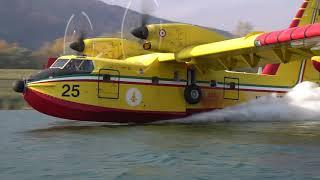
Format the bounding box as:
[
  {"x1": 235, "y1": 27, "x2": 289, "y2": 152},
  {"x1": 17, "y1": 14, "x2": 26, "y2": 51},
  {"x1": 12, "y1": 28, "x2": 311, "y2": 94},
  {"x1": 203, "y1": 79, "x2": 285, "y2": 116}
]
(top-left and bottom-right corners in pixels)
[
  {"x1": 126, "y1": 0, "x2": 320, "y2": 72},
  {"x1": 126, "y1": 24, "x2": 320, "y2": 71},
  {"x1": 173, "y1": 25, "x2": 320, "y2": 71},
  {"x1": 171, "y1": 0, "x2": 320, "y2": 72}
]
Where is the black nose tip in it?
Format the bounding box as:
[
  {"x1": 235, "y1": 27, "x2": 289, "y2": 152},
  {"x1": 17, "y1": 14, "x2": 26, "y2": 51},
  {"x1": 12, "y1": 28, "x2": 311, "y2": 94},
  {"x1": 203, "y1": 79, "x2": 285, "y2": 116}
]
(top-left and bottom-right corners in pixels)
[
  {"x1": 131, "y1": 26, "x2": 149, "y2": 40},
  {"x1": 13, "y1": 80, "x2": 25, "y2": 93}
]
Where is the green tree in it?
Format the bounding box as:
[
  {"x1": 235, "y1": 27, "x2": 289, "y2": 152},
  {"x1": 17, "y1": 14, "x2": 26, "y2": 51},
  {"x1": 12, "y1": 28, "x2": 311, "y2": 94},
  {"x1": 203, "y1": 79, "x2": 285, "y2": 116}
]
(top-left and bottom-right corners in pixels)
[{"x1": 0, "y1": 40, "x2": 40, "y2": 69}]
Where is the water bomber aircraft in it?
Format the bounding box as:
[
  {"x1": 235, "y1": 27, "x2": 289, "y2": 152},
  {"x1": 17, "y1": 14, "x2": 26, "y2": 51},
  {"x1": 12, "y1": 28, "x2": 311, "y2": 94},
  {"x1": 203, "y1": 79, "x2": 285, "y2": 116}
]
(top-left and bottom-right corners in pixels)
[{"x1": 13, "y1": 0, "x2": 320, "y2": 123}]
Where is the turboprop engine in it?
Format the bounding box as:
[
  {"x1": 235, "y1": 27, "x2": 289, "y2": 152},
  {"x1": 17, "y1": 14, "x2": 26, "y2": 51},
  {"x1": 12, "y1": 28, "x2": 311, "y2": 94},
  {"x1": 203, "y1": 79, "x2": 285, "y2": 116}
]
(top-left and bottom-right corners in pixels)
[
  {"x1": 70, "y1": 38, "x2": 148, "y2": 59},
  {"x1": 131, "y1": 23, "x2": 228, "y2": 53}
]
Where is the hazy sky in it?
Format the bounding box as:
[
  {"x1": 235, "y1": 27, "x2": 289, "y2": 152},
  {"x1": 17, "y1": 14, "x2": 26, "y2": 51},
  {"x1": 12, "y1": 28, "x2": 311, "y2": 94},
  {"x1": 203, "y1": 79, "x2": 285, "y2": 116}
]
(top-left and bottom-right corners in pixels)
[{"x1": 101, "y1": 0, "x2": 302, "y2": 32}]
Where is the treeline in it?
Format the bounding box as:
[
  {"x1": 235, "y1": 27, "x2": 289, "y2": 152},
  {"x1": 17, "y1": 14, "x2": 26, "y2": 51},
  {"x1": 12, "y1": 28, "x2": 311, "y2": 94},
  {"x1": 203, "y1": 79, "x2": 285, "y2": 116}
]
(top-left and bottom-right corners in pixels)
[
  {"x1": 0, "y1": 97, "x2": 27, "y2": 110},
  {"x1": 0, "y1": 22, "x2": 243, "y2": 70},
  {"x1": 0, "y1": 38, "x2": 63, "y2": 69}
]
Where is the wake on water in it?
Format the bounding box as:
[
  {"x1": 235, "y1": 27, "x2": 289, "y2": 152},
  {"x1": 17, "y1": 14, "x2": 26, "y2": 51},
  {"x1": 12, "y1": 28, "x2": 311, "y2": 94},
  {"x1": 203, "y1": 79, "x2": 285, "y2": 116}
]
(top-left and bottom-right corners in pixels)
[{"x1": 168, "y1": 82, "x2": 320, "y2": 123}]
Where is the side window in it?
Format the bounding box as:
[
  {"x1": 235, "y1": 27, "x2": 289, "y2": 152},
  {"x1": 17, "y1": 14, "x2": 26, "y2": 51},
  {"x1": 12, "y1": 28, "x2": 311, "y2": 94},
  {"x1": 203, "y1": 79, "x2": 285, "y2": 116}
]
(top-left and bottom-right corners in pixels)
[
  {"x1": 51, "y1": 59, "x2": 69, "y2": 69},
  {"x1": 79, "y1": 61, "x2": 94, "y2": 72},
  {"x1": 62, "y1": 59, "x2": 94, "y2": 73},
  {"x1": 64, "y1": 60, "x2": 78, "y2": 71},
  {"x1": 73, "y1": 60, "x2": 83, "y2": 69}
]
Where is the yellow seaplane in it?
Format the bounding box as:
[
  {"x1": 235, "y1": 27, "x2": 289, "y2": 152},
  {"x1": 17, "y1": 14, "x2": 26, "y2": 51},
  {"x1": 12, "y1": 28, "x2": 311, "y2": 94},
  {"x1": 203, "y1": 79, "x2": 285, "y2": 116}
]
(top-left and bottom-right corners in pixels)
[{"x1": 13, "y1": 0, "x2": 320, "y2": 123}]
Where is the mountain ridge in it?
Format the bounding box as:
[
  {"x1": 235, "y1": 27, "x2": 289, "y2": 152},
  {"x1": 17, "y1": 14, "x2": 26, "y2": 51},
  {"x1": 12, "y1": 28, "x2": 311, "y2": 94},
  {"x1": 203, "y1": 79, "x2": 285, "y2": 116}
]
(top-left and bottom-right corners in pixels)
[{"x1": 0, "y1": 0, "x2": 232, "y2": 50}]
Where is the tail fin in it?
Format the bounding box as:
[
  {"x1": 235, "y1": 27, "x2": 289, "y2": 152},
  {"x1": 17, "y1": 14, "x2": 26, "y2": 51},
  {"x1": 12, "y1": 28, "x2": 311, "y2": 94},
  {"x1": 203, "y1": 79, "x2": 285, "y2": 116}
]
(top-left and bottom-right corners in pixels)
[
  {"x1": 290, "y1": 0, "x2": 320, "y2": 27},
  {"x1": 263, "y1": 0, "x2": 320, "y2": 75}
]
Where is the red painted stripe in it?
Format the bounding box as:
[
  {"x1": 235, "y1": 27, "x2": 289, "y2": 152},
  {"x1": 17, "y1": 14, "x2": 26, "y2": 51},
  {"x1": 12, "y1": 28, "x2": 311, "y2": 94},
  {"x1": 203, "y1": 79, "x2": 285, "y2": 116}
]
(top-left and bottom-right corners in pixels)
[
  {"x1": 119, "y1": 81, "x2": 185, "y2": 87},
  {"x1": 202, "y1": 86, "x2": 287, "y2": 93},
  {"x1": 257, "y1": 24, "x2": 320, "y2": 46},
  {"x1": 291, "y1": 25, "x2": 308, "y2": 39},
  {"x1": 312, "y1": 60, "x2": 320, "y2": 72},
  {"x1": 278, "y1": 27, "x2": 298, "y2": 42},
  {"x1": 305, "y1": 23, "x2": 320, "y2": 37},
  {"x1": 290, "y1": 19, "x2": 301, "y2": 28},
  {"x1": 295, "y1": 9, "x2": 305, "y2": 18},
  {"x1": 257, "y1": 33, "x2": 269, "y2": 46},
  {"x1": 265, "y1": 30, "x2": 282, "y2": 44},
  {"x1": 35, "y1": 79, "x2": 99, "y2": 83},
  {"x1": 46, "y1": 57, "x2": 57, "y2": 69},
  {"x1": 33, "y1": 79, "x2": 289, "y2": 93},
  {"x1": 301, "y1": 1, "x2": 309, "y2": 9},
  {"x1": 262, "y1": 65, "x2": 281, "y2": 75},
  {"x1": 33, "y1": 79, "x2": 186, "y2": 87},
  {"x1": 238, "y1": 88, "x2": 287, "y2": 93}
]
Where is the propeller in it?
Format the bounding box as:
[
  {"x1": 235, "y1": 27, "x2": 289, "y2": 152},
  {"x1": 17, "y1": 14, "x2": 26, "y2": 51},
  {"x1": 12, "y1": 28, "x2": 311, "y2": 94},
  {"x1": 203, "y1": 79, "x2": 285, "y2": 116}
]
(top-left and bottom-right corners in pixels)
[
  {"x1": 130, "y1": 1, "x2": 155, "y2": 40},
  {"x1": 130, "y1": 0, "x2": 160, "y2": 39},
  {"x1": 131, "y1": 26, "x2": 149, "y2": 40},
  {"x1": 63, "y1": 11, "x2": 94, "y2": 55},
  {"x1": 69, "y1": 31, "x2": 86, "y2": 52},
  {"x1": 121, "y1": 0, "x2": 162, "y2": 58}
]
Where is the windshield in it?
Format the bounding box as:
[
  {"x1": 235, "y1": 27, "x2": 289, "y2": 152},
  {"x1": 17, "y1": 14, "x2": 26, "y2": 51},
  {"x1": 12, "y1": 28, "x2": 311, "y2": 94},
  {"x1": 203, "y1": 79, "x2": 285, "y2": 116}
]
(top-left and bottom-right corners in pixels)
[
  {"x1": 50, "y1": 59, "x2": 69, "y2": 68},
  {"x1": 50, "y1": 58, "x2": 94, "y2": 73}
]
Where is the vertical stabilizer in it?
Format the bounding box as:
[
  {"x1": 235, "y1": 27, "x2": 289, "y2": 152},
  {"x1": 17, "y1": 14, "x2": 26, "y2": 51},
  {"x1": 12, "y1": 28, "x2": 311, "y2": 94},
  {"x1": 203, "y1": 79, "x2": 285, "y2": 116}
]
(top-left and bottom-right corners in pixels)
[{"x1": 290, "y1": 0, "x2": 320, "y2": 27}]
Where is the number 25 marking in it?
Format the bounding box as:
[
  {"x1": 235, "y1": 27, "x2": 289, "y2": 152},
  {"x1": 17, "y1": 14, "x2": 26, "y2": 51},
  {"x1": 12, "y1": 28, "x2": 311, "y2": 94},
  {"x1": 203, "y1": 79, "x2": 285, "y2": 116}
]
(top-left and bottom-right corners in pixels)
[{"x1": 62, "y1": 85, "x2": 80, "y2": 97}]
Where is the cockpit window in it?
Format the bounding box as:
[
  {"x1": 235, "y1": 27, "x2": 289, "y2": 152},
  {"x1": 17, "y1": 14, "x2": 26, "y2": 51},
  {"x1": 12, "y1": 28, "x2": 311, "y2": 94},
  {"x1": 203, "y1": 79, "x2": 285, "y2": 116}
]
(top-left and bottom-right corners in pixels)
[
  {"x1": 79, "y1": 60, "x2": 94, "y2": 72},
  {"x1": 50, "y1": 59, "x2": 69, "y2": 68},
  {"x1": 50, "y1": 58, "x2": 94, "y2": 73},
  {"x1": 63, "y1": 59, "x2": 94, "y2": 72}
]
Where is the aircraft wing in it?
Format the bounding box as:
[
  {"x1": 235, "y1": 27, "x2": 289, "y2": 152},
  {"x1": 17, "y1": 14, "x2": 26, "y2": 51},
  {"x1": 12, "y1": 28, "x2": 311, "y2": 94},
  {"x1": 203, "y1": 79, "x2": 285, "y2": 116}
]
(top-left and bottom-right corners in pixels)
[{"x1": 173, "y1": 23, "x2": 320, "y2": 71}]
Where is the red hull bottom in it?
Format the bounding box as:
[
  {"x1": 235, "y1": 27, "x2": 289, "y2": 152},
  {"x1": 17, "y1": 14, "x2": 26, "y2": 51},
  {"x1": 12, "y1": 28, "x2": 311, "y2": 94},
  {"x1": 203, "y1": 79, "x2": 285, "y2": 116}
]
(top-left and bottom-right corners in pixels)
[{"x1": 24, "y1": 88, "x2": 193, "y2": 124}]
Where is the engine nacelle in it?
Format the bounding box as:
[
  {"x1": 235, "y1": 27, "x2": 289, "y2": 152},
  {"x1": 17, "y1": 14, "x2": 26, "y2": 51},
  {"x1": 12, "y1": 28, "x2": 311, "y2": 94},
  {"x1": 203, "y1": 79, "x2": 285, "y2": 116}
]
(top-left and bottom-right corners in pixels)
[
  {"x1": 136, "y1": 23, "x2": 228, "y2": 53},
  {"x1": 77, "y1": 38, "x2": 148, "y2": 59}
]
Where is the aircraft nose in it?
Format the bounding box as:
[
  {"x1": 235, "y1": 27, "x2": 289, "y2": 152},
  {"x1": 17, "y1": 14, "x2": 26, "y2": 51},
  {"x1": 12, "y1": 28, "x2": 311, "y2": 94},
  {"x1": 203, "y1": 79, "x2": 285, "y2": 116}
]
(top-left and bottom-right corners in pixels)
[{"x1": 12, "y1": 79, "x2": 25, "y2": 93}]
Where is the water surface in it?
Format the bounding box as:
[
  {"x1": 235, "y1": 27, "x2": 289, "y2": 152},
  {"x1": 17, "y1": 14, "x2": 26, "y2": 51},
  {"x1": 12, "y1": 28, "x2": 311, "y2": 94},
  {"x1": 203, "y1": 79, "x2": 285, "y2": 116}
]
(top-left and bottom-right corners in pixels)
[{"x1": 0, "y1": 111, "x2": 320, "y2": 180}]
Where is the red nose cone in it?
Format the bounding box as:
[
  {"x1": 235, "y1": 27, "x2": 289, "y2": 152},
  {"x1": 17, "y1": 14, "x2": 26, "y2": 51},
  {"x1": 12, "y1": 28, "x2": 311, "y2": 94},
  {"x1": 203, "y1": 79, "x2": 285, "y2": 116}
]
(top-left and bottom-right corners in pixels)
[{"x1": 312, "y1": 60, "x2": 320, "y2": 72}]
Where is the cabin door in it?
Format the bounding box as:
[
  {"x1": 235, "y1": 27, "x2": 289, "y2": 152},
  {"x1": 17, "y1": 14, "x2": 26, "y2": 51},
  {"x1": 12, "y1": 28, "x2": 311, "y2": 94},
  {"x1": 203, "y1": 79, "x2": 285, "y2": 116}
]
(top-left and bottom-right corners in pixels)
[
  {"x1": 223, "y1": 77, "x2": 239, "y2": 100},
  {"x1": 98, "y1": 69, "x2": 120, "y2": 99}
]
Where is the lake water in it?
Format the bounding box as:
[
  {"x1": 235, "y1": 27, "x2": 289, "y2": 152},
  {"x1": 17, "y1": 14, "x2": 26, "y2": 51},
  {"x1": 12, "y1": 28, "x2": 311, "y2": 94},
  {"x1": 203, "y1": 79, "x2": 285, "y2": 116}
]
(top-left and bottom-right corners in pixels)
[{"x1": 1, "y1": 110, "x2": 320, "y2": 180}]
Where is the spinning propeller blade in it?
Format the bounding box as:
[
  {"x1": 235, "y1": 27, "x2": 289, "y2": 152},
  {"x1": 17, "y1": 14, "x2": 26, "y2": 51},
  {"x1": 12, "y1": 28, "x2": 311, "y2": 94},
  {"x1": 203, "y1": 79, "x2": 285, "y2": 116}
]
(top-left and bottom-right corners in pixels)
[
  {"x1": 69, "y1": 31, "x2": 86, "y2": 52},
  {"x1": 121, "y1": 0, "x2": 161, "y2": 58},
  {"x1": 64, "y1": 12, "x2": 94, "y2": 55}
]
